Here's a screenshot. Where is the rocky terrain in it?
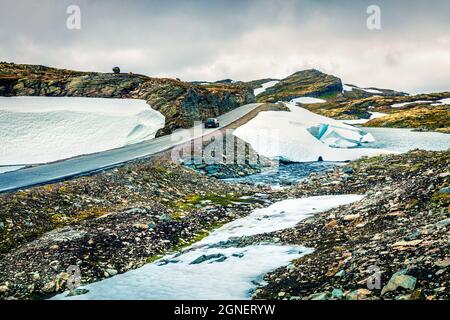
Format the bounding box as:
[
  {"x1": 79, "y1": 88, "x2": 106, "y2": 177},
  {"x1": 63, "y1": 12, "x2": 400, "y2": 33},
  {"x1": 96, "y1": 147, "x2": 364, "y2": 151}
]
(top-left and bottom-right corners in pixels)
[
  {"x1": 256, "y1": 69, "x2": 343, "y2": 102},
  {"x1": 304, "y1": 92, "x2": 450, "y2": 131},
  {"x1": 365, "y1": 105, "x2": 450, "y2": 133},
  {"x1": 251, "y1": 150, "x2": 449, "y2": 300},
  {"x1": 249, "y1": 69, "x2": 449, "y2": 132},
  {"x1": 1, "y1": 143, "x2": 447, "y2": 300},
  {"x1": 0, "y1": 63, "x2": 448, "y2": 301},
  {"x1": 0, "y1": 62, "x2": 255, "y2": 136},
  {"x1": 0, "y1": 102, "x2": 290, "y2": 300},
  {"x1": 0, "y1": 153, "x2": 274, "y2": 299}
]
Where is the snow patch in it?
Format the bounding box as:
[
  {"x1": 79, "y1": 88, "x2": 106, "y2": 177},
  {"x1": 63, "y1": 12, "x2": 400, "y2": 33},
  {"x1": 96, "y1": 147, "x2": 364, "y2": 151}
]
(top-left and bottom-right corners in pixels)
[
  {"x1": 291, "y1": 97, "x2": 326, "y2": 104},
  {"x1": 362, "y1": 88, "x2": 383, "y2": 94},
  {"x1": 338, "y1": 112, "x2": 387, "y2": 125},
  {"x1": 343, "y1": 84, "x2": 383, "y2": 95},
  {"x1": 254, "y1": 80, "x2": 279, "y2": 96},
  {"x1": 0, "y1": 97, "x2": 165, "y2": 165},
  {"x1": 343, "y1": 84, "x2": 355, "y2": 92},
  {"x1": 233, "y1": 103, "x2": 394, "y2": 162},
  {"x1": 431, "y1": 98, "x2": 450, "y2": 106},
  {"x1": 391, "y1": 100, "x2": 432, "y2": 108},
  {"x1": 197, "y1": 195, "x2": 364, "y2": 244},
  {"x1": 53, "y1": 195, "x2": 362, "y2": 300}
]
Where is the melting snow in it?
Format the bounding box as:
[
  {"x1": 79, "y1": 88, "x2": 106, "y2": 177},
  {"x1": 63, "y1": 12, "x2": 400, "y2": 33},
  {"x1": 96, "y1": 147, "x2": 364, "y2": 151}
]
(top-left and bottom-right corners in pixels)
[
  {"x1": 390, "y1": 100, "x2": 432, "y2": 108},
  {"x1": 253, "y1": 80, "x2": 279, "y2": 96},
  {"x1": 363, "y1": 88, "x2": 383, "y2": 94},
  {"x1": 233, "y1": 103, "x2": 394, "y2": 162},
  {"x1": 0, "y1": 96, "x2": 165, "y2": 165},
  {"x1": 338, "y1": 112, "x2": 387, "y2": 125},
  {"x1": 431, "y1": 98, "x2": 450, "y2": 106},
  {"x1": 291, "y1": 97, "x2": 326, "y2": 104},
  {"x1": 343, "y1": 85, "x2": 383, "y2": 95},
  {"x1": 343, "y1": 84, "x2": 355, "y2": 92},
  {"x1": 53, "y1": 195, "x2": 363, "y2": 300}
]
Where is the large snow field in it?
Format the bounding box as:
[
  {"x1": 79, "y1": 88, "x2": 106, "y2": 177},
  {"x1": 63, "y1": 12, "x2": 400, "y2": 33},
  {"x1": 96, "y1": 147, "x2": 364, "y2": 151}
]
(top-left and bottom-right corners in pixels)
[
  {"x1": 53, "y1": 194, "x2": 362, "y2": 300},
  {"x1": 0, "y1": 97, "x2": 165, "y2": 165},
  {"x1": 233, "y1": 102, "x2": 393, "y2": 162}
]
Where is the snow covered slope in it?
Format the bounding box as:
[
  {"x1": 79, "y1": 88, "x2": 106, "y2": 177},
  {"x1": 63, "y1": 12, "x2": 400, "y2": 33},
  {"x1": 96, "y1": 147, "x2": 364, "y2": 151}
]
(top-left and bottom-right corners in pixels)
[
  {"x1": 0, "y1": 97, "x2": 165, "y2": 165},
  {"x1": 233, "y1": 102, "x2": 394, "y2": 162}
]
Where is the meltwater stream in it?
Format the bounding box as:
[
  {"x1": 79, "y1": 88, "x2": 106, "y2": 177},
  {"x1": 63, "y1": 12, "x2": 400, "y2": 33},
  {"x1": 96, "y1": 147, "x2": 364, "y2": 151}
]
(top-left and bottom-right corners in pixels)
[{"x1": 54, "y1": 195, "x2": 363, "y2": 300}]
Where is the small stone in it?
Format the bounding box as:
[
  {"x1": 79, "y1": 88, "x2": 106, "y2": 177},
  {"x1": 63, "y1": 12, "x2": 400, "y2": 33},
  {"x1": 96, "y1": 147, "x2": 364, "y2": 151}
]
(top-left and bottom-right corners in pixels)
[
  {"x1": 438, "y1": 186, "x2": 450, "y2": 194},
  {"x1": 346, "y1": 289, "x2": 371, "y2": 300},
  {"x1": 331, "y1": 288, "x2": 344, "y2": 299},
  {"x1": 343, "y1": 213, "x2": 360, "y2": 221},
  {"x1": 325, "y1": 220, "x2": 338, "y2": 229},
  {"x1": 335, "y1": 270, "x2": 346, "y2": 277},
  {"x1": 309, "y1": 292, "x2": 329, "y2": 300},
  {"x1": 435, "y1": 269, "x2": 445, "y2": 276},
  {"x1": 386, "y1": 211, "x2": 405, "y2": 218},
  {"x1": 434, "y1": 259, "x2": 450, "y2": 268},
  {"x1": 381, "y1": 271, "x2": 417, "y2": 295},
  {"x1": 343, "y1": 167, "x2": 353, "y2": 174},
  {"x1": 435, "y1": 218, "x2": 450, "y2": 227},
  {"x1": 43, "y1": 281, "x2": 56, "y2": 293},
  {"x1": 278, "y1": 291, "x2": 286, "y2": 297},
  {"x1": 391, "y1": 240, "x2": 422, "y2": 248},
  {"x1": 106, "y1": 269, "x2": 118, "y2": 276}
]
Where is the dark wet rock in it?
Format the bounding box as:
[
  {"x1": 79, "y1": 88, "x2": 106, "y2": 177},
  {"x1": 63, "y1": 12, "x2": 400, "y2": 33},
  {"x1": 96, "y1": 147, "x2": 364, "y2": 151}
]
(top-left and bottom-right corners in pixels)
[
  {"x1": 381, "y1": 270, "x2": 417, "y2": 295},
  {"x1": 438, "y1": 186, "x2": 450, "y2": 194},
  {"x1": 66, "y1": 288, "x2": 89, "y2": 297},
  {"x1": 190, "y1": 253, "x2": 227, "y2": 265}
]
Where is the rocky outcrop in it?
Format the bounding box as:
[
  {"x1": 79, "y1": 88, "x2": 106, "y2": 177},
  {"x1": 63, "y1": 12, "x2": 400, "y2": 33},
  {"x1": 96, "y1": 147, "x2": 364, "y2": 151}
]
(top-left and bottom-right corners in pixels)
[
  {"x1": 0, "y1": 63, "x2": 255, "y2": 136},
  {"x1": 365, "y1": 105, "x2": 450, "y2": 133},
  {"x1": 256, "y1": 69, "x2": 343, "y2": 102},
  {"x1": 252, "y1": 150, "x2": 449, "y2": 300}
]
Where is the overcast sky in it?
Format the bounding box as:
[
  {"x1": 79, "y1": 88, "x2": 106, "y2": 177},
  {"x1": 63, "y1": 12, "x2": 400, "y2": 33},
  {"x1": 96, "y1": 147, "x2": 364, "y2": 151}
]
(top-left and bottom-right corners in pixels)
[{"x1": 1, "y1": 0, "x2": 449, "y2": 93}]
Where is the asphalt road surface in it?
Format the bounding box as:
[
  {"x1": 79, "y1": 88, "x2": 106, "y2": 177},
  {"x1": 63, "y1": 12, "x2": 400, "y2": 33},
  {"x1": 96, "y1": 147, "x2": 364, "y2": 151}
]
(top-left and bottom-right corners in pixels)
[{"x1": 0, "y1": 103, "x2": 262, "y2": 193}]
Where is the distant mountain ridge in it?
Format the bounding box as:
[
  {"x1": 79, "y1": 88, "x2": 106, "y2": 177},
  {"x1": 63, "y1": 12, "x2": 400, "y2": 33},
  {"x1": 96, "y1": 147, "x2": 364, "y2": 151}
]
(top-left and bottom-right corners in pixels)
[{"x1": 1, "y1": 63, "x2": 449, "y2": 133}]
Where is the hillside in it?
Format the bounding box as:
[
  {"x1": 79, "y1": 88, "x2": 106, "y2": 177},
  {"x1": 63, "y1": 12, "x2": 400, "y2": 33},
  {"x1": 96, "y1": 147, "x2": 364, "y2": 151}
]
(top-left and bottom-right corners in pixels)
[
  {"x1": 256, "y1": 69, "x2": 343, "y2": 102},
  {"x1": 250, "y1": 68, "x2": 449, "y2": 133},
  {"x1": 0, "y1": 63, "x2": 255, "y2": 136}
]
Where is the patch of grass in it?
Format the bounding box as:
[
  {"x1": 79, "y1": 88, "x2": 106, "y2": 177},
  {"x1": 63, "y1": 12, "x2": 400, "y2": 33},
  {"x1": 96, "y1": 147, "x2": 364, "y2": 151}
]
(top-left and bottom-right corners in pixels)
[
  {"x1": 171, "y1": 193, "x2": 248, "y2": 211},
  {"x1": 146, "y1": 254, "x2": 163, "y2": 264},
  {"x1": 50, "y1": 207, "x2": 110, "y2": 226}
]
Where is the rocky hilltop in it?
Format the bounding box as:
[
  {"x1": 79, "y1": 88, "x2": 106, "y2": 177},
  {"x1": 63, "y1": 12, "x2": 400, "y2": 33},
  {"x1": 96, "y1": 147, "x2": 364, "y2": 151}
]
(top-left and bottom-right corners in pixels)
[
  {"x1": 0, "y1": 63, "x2": 255, "y2": 136},
  {"x1": 256, "y1": 69, "x2": 343, "y2": 102}
]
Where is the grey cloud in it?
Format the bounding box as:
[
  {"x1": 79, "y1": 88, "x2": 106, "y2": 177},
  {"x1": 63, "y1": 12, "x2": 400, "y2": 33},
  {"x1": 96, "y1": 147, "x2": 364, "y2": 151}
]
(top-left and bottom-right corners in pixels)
[{"x1": 1, "y1": 0, "x2": 449, "y2": 93}]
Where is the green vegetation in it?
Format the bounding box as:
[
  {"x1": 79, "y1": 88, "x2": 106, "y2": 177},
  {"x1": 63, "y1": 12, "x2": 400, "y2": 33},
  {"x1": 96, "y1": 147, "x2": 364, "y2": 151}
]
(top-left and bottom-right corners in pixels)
[{"x1": 365, "y1": 106, "x2": 450, "y2": 132}]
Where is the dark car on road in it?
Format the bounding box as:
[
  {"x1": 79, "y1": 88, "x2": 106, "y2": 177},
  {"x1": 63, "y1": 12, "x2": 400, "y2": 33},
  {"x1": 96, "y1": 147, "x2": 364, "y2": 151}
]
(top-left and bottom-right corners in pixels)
[{"x1": 204, "y1": 118, "x2": 220, "y2": 128}]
